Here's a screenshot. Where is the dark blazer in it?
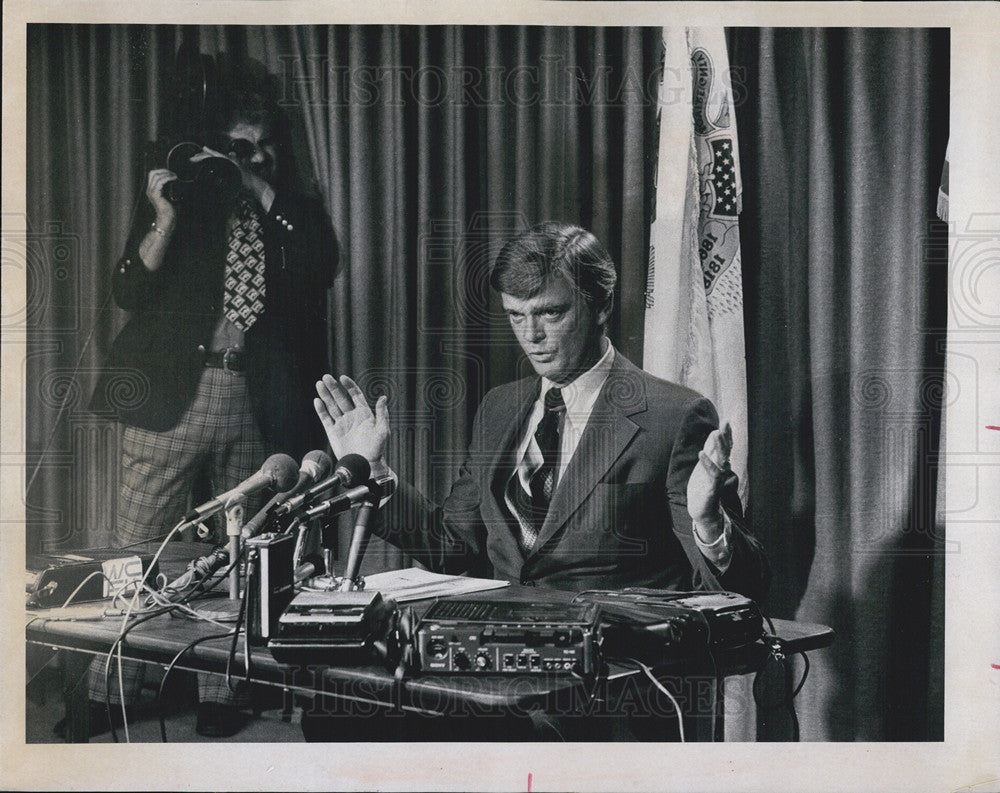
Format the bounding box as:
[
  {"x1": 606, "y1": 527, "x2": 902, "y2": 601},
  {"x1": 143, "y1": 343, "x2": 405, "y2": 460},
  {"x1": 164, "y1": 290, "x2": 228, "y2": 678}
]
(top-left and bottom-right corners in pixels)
[
  {"x1": 381, "y1": 352, "x2": 769, "y2": 601},
  {"x1": 90, "y1": 190, "x2": 336, "y2": 460}
]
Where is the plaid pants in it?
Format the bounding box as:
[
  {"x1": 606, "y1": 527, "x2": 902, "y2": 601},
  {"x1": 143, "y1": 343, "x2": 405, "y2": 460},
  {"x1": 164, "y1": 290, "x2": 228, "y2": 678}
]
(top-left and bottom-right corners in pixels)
[
  {"x1": 115, "y1": 366, "x2": 266, "y2": 546},
  {"x1": 89, "y1": 366, "x2": 264, "y2": 707}
]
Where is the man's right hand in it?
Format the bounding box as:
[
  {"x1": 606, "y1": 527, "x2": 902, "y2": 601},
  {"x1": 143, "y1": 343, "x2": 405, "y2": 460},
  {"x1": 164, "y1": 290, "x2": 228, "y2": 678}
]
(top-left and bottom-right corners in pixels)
[
  {"x1": 314, "y1": 374, "x2": 391, "y2": 476},
  {"x1": 145, "y1": 168, "x2": 178, "y2": 230}
]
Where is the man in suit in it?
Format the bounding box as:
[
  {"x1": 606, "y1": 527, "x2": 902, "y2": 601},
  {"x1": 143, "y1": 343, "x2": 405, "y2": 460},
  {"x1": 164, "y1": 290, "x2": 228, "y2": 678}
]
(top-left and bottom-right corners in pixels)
[
  {"x1": 81, "y1": 87, "x2": 336, "y2": 738},
  {"x1": 314, "y1": 221, "x2": 767, "y2": 603},
  {"x1": 307, "y1": 221, "x2": 766, "y2": 741}
]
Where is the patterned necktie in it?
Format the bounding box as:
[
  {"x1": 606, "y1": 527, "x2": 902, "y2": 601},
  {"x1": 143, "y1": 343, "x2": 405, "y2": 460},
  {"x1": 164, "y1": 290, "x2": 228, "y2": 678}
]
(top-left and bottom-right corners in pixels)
[
  {"x1": 224, "y1": 195, "x2": 266, "y2": 332},
  {"x1": 507, "y1": 387, "x2": 566, "y2": 554}
]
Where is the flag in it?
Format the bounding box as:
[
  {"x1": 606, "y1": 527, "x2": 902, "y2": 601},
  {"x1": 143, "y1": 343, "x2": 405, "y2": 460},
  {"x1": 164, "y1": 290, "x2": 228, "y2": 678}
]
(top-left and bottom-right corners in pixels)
[
  {"x1": 937, "y1": 139, "x2": 950, "y2": 221},
  {"x1": 644, "y1": 28, "x2": 749, "y2": 504}
]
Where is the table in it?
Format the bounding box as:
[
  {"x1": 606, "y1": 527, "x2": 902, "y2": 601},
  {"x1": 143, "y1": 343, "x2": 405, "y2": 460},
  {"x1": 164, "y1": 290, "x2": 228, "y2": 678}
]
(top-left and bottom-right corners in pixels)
[{"x1": 26, "y1": 543, "x2": 833, "y2": 742}]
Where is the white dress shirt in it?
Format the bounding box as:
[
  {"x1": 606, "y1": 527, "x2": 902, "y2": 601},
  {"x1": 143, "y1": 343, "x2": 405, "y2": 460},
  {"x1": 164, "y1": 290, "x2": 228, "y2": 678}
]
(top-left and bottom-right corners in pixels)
[
  {"x1": 511, "y1": 338, "x2": 617, "y2": 493},
  {"x1": 509, "y1": 339, "x2": 732, "y2": 570}
]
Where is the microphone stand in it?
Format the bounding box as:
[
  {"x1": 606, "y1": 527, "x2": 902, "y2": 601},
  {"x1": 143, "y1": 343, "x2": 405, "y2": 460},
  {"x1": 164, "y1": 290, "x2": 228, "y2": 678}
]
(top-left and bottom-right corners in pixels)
[
  {"x1": 187, "y1": 500, "x2": 249, "y2": 622},
  {"x1": 225, "y1": 501, "x2": 245, "y2": 600},
  {"x1": 339, "y1": 497, "x2": 376, "y2": 591}
]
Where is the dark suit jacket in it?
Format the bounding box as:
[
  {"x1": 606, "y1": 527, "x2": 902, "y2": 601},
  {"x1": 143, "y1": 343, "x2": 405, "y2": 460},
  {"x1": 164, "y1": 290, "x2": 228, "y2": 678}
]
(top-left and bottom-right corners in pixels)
[
  {"x1": 90, "y1": 190, "x2": 336, "y2": 460},
  {"x1": 381, "y1": 352, "x2": 769, "y2": 601}
]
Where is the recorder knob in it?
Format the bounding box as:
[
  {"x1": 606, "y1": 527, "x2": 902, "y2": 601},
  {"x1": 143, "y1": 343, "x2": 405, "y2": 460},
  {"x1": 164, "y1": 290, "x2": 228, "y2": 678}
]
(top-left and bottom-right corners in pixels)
[{"x1": 474, "y1": 650, "x2": 493, "y2": 670}]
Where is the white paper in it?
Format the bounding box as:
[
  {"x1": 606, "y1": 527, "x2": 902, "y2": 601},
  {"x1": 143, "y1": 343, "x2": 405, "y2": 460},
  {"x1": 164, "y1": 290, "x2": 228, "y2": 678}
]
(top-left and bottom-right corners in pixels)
[{"x1": 362, "y1": 567, "x2": 510, "y2": 603}]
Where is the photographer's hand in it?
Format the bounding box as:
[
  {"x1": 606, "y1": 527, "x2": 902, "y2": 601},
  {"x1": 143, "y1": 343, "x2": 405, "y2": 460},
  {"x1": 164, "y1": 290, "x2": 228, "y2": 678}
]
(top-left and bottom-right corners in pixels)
[{"x1": 137, "y1": 169, "x2": 178, "y2": 272}]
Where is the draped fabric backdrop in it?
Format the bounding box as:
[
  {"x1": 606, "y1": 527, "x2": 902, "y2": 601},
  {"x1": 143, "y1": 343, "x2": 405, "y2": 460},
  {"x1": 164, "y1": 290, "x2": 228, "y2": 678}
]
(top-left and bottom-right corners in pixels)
[
  {"x1": 730, "y1": 28, "x2": 949, "y2": 741},
  {"x1": 25, "y1": 24, "x2": 657, "y2": 569},
  {"x1": 25, "y1": 24, "x2": 947, "y2": 741}
]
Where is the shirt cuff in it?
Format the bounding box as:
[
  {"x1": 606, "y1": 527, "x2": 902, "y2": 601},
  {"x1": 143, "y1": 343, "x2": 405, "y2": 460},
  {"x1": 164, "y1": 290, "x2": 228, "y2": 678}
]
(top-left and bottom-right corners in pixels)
[
  {"x1": 372, "y1": 462, "x2": 397, "y2": 509},
  {"x1": 693, "y1": 511, "x2": 733, "y2": 573}
]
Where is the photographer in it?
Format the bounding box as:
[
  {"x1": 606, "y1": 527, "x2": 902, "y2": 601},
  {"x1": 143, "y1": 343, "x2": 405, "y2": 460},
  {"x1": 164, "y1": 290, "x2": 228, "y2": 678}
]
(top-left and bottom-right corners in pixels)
[{"x1": 81, "y1": 87, "x2": 336, "y2": 738}]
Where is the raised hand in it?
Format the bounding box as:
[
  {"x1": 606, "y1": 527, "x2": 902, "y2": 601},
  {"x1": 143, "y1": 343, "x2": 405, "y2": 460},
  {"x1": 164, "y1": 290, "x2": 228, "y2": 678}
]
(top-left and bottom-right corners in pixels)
[
  {"x1": 314, "y1": 374, "x2": 390, "y2": 475},
  {"x1": 145, "y1": 168, "x2": 178, "y2": 229},
  {"x1": 686, "y1": 420, "x2": 733, "y2": 541}
]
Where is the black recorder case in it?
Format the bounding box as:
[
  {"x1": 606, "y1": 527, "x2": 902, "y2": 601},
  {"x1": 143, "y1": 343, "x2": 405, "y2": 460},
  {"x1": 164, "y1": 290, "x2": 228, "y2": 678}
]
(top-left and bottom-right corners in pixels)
[
  {"x1": 574, "y1": 589, "x2": 764, "y2": 662},
  {"x1": 245, "y1": 532, "x2": 397, "y2": 667}
]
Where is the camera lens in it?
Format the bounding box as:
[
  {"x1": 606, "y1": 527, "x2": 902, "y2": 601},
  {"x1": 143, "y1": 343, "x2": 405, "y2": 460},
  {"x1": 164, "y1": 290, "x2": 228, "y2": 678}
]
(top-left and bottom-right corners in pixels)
[
  {"x1": 228, "y1": 139, "x2": 255, "y2": 160},
  {"x1": 196, "y1": 158, "x2": 242, "y2": 207},
  {"x1": 166, "y1": 141, "x2": 204, "y2": 182}
]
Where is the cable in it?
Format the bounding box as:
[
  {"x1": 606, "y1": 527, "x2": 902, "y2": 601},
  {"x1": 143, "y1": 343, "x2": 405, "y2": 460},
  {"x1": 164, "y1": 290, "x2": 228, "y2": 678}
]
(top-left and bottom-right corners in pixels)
[
  {"x1": 111, "y1": 578, "x2": 234, "y2": 629},
  {"x1": 242, "y1": 559, "x2": 254, "y2": 679},
  {"x1": 56, "y1": 533, "x2": 173, "y2": 555},
  {"x1": 237, "y1": 550, "x2": 255, "y2": 686},
  {"x1": 791, "y1": 651, "x2": 811, "y2": 699},
  {"x1": 25, "y1": 646, "x2": 61, "y2": 689},
  {"x1": 526, "y1": 707, "x2": 566, "y2": 741},
  {"x1": 751, "y1": 638, "x2": 809, "y2": 741},
  {"x1": 57, "y1": 570, "x2": 113, "y2": 609},
  {"x1": 762, "y1": 612, "x2": 777, "y2": 636},
  {"x1": 751, "y1": 638, "x2": 779, "y2": 709},
  {"x1": 102, "y1": 563, "x2": 244, "y2": 742},
  {"x1": 157, "y1": 630, "x2": 235, "y2": 742},
  {"x1": 103, "y1": 604, "x2": 178, "y2": 743},
  {"x1": 570, "y1": 664, "x2": 604, "y2": 708},
  {"x1": 104, "y1": 515, "x2": 198, "y2": 738},
  {"x1": 224, "y1": 562, "x2": 252, "y2": 694},
  {"x1": 785, "y1": 652, "x2": 810, "y2": 742},
  {"x1": 99, "y1": 536, "x2": 244, "y2": 741},
  {"x1": 23, "y1": 289, "x2": 114, "y2": 499},
  {"x1": 705, "y1": 650, "x2": 720, "y2": 742},
  {"x1": 102, "y1": 533, "x2": 248, "y2": 741},
  {"x1": 162, "y1": 541, "x2": 245, "y2": 608},
  {"x1": 24, "y1": 164, "x2": 149, "y2": 501},
  {"x1": 109, "y1": 517, "x2": 191, "y2": 741},
  {"x1": 617, "y1": 657, "x2": 686, "y2": 743}
]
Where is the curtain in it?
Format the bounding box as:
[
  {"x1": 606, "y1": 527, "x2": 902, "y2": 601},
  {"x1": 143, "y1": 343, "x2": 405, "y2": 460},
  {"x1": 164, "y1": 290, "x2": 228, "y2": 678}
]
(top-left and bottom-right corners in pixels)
[
  {"x1": 25, "y1": 25, "x2": 174, "y2": 551},
  {"x1": 25, "y1": 25, "x2": 657, "y2": 569},
  {"x1": 730, "y1": 28, "x2": 949, "y2": 741},
  {"x1": 24, "y1": 24, "x2": 948, "y2": 743}
]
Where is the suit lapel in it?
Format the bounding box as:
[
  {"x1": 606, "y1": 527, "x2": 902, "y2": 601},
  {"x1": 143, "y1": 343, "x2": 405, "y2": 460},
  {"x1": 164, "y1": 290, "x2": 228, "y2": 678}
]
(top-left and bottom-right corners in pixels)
[
  {"x1": 529, "y1": 354, "x2": 648, "y2": 556},
  {"x1": 486, "y1": 377, "x2": 539, "y2": 506}
]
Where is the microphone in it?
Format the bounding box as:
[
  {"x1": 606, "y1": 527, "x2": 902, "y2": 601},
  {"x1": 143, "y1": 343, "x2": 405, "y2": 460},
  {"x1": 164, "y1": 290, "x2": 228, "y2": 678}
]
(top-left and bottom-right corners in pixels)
[
  {"x1": 182, "y1": 453, "x2": 299, "y2": 524},
  {"x1": 300, "y1": 474, "x2": 396, "y2": 522},
  {"x1": 164, "y1": 546, "x2": 230, "y2": 594},
  {"x1": 273, "y1": 453, "x2": 371, "y2": 517},
  {"x1": 242, "y1": 450, "x2": 333, "y2": 539},
  {"x1": 293, "y1": 552, "x2": 326, "y2": 584}
]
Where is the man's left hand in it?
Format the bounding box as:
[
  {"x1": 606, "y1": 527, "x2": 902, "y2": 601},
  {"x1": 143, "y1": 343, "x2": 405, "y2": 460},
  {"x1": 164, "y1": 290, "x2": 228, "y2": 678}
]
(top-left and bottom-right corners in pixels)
[{"x1": 686, "y1": 420, "x2": 733, "y2": 540}]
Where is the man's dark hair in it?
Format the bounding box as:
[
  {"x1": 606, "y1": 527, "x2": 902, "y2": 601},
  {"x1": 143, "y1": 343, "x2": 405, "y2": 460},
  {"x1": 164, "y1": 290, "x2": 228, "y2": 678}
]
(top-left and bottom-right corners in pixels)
[
  {"x1": 216, "y1": 88, "x2": 279, "y2": 135},
  {"x1": 491, "y1": 221, "x2": 618, "y2": 309},
  {"x1": 210, "y1": 85, "x2": 295, "y2": 192}
]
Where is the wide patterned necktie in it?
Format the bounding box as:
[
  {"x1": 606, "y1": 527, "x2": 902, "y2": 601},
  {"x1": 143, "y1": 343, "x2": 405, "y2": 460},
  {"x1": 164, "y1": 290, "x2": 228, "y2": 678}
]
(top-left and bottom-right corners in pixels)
[
  {"x1": 224, "y1": 195, "x2": 266, "y2": 332},
  {"x1": 507, "y1": 387, "x2": 566, "y2": 554}
]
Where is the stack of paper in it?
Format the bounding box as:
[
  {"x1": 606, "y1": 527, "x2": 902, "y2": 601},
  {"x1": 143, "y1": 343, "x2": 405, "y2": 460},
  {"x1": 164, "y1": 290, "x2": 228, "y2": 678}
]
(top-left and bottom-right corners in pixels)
[{"x1": 361, "y1": 567, "x2": 509, "y2": 603}]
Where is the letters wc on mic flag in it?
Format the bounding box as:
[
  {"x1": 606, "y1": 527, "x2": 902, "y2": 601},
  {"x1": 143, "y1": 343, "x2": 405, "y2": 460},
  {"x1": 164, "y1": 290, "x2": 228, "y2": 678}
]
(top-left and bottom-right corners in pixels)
[{"x1": 644, "y1": 28, "x2": 749, "y2": 504}]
